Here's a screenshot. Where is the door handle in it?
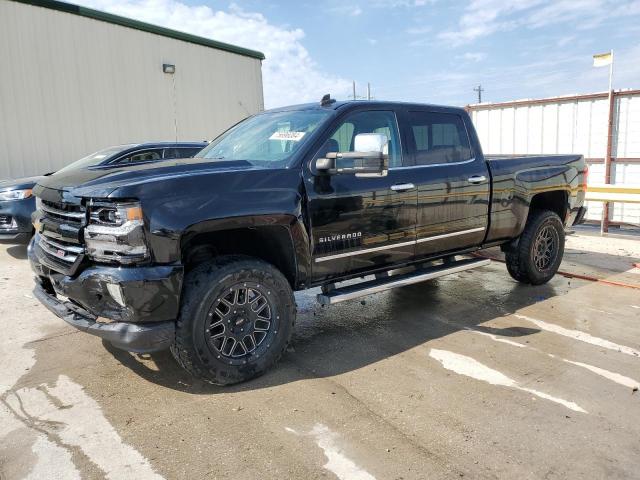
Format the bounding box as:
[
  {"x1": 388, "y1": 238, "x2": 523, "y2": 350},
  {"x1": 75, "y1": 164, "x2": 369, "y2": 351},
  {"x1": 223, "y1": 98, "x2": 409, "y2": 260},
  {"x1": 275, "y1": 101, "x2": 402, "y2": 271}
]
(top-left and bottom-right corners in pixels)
[
  {"x1": 390, "y1": 183, "x2": 415, "y2": 192},
  {"x1": 467, "y1": 175, "x2": 487, "y2": 184}
]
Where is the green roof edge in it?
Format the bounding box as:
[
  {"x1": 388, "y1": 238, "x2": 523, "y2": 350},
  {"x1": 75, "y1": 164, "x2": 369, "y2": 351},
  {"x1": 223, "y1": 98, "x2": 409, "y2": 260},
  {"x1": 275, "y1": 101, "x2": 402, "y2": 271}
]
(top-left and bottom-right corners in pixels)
[{"x1": 12, "y1": 0, "x2": 266, "y2": 60}]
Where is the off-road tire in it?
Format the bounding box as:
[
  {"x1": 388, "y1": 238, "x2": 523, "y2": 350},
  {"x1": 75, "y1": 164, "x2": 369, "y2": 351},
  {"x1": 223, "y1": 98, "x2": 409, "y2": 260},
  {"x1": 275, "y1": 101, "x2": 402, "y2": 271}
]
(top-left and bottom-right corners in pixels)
[
  {"x1": 171, "y1": 255, "x2": 295, "y2": 385},
  {"x1": 505, "y1": 209, "x2": 565, "y2": 285}
]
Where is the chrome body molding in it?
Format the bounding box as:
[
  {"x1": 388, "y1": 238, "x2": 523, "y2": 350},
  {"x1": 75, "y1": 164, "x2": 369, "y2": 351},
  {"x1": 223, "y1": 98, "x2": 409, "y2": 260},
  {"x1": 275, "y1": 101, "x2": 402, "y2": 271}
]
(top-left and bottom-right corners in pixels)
[
  {"x1": 315, "y1": 239, "x2": 416, "y2": 263},
  {"x1": 415, "y1": 227, "x2": 485, "y2": 244},
  {"x1": 315, "y1": 227, "x2": 486, "y2": 263}
]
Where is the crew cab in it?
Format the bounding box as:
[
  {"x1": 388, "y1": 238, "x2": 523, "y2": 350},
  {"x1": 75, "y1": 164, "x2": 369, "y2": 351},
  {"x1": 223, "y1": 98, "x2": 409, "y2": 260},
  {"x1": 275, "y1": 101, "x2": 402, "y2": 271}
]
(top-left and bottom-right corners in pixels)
[
  {"x1": 1, "y1": 142, "x2": 206, "y2": 244},
  {"x1": 29, "y1": 98, "x2": 587, "y2": 385}
]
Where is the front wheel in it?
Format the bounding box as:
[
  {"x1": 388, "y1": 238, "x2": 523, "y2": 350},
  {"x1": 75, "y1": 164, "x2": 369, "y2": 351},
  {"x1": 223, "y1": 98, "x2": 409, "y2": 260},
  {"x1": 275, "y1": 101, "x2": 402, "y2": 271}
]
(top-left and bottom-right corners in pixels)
[
  {"x1": 171, "y1": 255, "x2": 295, "y2": 385},
  {"x1": 505, "y1": 209, "x2": 565, "y2": 285}
]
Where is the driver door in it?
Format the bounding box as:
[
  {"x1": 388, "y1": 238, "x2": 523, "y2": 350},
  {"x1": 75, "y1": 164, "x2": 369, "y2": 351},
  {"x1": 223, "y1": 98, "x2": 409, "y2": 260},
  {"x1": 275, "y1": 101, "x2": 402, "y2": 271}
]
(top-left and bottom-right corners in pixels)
[{"x1": 306, "y1": 109, "x2": 418, "y2": 283}]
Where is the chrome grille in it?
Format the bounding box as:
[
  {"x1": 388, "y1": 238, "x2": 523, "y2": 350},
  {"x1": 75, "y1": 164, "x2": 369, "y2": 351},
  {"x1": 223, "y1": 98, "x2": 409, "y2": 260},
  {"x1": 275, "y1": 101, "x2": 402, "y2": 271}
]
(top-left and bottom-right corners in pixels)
[
  {"x1": 41, "y1": 200, "x2": 86, "y2": 226},
  {"x1": 37, "y1": 198, "x2": 87, "y2": 274},
  {"x1": 39, "y1": 235, "x2": 84, "y2": 263}
]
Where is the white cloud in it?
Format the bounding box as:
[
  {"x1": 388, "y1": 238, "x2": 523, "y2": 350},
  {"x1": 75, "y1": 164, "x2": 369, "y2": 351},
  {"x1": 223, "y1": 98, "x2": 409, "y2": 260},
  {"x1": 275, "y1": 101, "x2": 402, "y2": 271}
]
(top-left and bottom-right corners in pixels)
[
  {"x1": 371, "y1": 0, "x2": 434, "y2": 5},
  {"x1": 438, "y1": 0, "x2": 543, "y2": 45},
  {"x1": 74, "y1": 0, "x2": 351, "y2": 108},
  {"x1": 406, "y1": 25, "x2": 432, "y2": 35},
  {"x1": 438, "y1": 0, "x2": 640, "y2": 46},
  {"x1": 329, "y1": 4, "x2": 363, "y2": 16},
  {"x1": 458, "y1": 52, "x2": 487, "y2": 62},
  {"x1": 376, "y1": 41, "x2": 640, "y2": 106}
]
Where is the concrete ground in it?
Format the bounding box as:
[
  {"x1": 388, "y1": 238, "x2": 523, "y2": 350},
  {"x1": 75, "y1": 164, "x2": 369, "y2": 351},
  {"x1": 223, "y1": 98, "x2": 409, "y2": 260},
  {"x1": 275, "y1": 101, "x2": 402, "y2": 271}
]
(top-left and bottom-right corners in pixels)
[{"x1": 1, "y1": 228, "x2": 639, "y2": 480}]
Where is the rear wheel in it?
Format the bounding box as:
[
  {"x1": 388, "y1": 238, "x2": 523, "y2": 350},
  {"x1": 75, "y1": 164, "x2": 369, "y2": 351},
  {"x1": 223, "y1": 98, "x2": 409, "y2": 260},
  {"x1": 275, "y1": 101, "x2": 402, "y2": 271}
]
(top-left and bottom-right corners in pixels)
[
  {"x1": 505, "y1": 209, "x2": 565, "y2": 285},
  {"x1": 171, "y1": 255, "x2": 295, "y2": 385}
]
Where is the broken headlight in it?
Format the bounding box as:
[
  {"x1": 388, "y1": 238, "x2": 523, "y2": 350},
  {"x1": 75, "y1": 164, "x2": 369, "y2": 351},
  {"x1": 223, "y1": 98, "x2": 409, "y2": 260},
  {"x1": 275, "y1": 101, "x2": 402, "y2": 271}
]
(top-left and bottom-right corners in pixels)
[{"x1": 85, "y1": 200, "x2": 148, "y2": 264}]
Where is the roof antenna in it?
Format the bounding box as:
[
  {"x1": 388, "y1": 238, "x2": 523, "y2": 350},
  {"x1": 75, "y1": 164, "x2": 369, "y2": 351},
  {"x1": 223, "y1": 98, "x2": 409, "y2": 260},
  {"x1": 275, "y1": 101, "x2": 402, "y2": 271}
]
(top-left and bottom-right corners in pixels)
[{"x1": 320, "y1": 94, "x2": 336, "y2": 106}]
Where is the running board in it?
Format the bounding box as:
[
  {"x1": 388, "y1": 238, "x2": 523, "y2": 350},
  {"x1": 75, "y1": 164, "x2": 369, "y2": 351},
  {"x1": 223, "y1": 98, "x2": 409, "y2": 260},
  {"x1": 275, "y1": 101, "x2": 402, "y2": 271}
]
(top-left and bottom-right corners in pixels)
[{"x1": 317, "y1": 257, "x2": 491, "y2": 305}]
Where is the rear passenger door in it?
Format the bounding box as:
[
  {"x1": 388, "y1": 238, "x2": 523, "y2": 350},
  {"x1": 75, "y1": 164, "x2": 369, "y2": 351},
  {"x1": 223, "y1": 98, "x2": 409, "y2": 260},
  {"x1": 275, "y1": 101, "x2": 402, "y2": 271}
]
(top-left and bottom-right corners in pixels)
[{"x1": 403, "y1": 109, "x2": 490, "y2": 257}]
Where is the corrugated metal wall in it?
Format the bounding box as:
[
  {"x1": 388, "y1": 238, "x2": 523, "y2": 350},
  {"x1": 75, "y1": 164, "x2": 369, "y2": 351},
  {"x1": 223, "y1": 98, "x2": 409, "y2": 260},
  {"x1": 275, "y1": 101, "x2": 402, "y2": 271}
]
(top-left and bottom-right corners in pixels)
[
  {"x1": 0, "y1": 1, "x2": 264, "y2": 179},
  {"x1": 469, "y1": 91, "x2": 640, "y2": 224}
]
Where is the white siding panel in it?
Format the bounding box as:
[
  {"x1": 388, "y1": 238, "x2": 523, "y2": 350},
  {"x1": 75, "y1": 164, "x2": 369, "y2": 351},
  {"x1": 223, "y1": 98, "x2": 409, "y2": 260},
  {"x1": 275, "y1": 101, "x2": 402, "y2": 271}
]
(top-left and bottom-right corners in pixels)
[
  {"x1": 0, "y1": 1, "x2": 264, "y2": 179},
  {"x1": 527, "y1": 105, "x2": 543, "y2": 153},
  {"x1": 616, "y1": 95, "x2": 640, "y2": 157},
  {"x1": 574, "y1": 100, "x2": 594, "y2": 158},
  {"x1": 474, "y1": 109, "x2": 490, "y2": 153},
  {"x1": 501, "y1": 108, "x2": 515, "y2": 154},
  {"x1": 557, "y1": 102, "x2": 576, "y2": 154},
  {"x1": 514, "y1": 107, "x2": 528, "y2": 153},
  {"x1": 541, "y1": 103, "x2": 558, "y2": 153},
  {"x1": 487, "y1": 109, "x2": 502, "y2": 153},
  {"x1": 588, "y1": 99, "x2": 609, "y2": 159},
  {"x1": 471, "y1": 90, "x2": 640, "y2": 224}
]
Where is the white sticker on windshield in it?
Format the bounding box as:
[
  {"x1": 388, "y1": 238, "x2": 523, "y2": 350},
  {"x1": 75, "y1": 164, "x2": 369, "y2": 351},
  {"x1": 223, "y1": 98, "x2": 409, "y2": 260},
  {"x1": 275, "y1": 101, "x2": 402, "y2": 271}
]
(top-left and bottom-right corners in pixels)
[{"x1": 269, "y1": 131, "x2": 306, "y2": 141}]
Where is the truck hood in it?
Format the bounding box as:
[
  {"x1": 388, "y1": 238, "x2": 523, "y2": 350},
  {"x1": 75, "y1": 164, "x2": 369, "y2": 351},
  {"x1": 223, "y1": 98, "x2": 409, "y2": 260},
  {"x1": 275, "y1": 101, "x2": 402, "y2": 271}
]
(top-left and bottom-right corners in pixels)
[{"x1": 35, "y1": 158, "x2": 258, "y2": 197}]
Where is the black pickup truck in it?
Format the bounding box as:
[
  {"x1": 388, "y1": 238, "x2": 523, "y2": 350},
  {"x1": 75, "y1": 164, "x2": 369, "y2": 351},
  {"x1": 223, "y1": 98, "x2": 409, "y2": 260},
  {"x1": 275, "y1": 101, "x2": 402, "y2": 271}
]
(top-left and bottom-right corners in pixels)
[{"x1": 29, "y1": 98, "x2": 587, "y2": 385}]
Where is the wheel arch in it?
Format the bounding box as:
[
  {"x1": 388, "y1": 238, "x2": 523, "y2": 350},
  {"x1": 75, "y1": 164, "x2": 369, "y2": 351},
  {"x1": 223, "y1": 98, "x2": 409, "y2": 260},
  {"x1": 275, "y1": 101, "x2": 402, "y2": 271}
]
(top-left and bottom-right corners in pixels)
[
  {"x1": 180, "y1": 215, "x2": 311, "y2": 289},
  {"x1": 527, "y1": 190, "x2": 569, "y2": 223}
]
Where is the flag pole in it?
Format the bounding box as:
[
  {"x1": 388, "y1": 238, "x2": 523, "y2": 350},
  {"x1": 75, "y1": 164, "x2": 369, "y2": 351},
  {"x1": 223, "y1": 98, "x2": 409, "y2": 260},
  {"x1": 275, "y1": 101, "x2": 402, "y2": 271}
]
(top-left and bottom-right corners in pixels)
[
  {"x1": 601, "y1": 49, "x2": 615, "y2": 235},
  {"x1": 608, "y1": 49, "x2": 614, "y2": 93}
]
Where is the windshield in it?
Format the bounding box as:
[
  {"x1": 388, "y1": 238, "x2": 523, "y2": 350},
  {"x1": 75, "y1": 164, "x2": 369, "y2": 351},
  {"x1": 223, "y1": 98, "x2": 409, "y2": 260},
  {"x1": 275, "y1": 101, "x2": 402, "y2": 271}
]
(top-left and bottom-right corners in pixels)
[
  {"x1": 196, "y1": 110, "x2": 332, "y2": 168},
  {"x1": 56, "y1": 145, "x2": 135, "y2": 173}
]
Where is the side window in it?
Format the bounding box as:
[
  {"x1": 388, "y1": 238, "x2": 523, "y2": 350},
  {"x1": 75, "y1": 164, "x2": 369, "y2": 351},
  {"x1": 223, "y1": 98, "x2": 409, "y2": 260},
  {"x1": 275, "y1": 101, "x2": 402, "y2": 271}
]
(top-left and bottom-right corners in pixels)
[
  {"x1": 318, "y1": 111, "x2": 403, "y2": 168},
  {"x1": 116, "y1": 149, "x2": 163, "y2": 164},
  {"x1": 163, "y1": 147, "x2": 201, "y2": 159},
  {"x1": 407, "y1": 111, "x2": 473, "y2": 165},
  {"x1": 179, "y1": 147, "x2": 204, "y2": 158},
  {"x1": 331, "y1": 122, "x2": 355, "y2": 152}
]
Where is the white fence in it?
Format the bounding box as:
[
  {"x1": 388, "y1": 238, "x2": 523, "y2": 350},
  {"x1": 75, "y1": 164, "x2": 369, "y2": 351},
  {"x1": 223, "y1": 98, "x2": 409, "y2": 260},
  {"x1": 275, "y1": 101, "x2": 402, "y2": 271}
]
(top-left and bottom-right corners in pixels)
[{"x1": 468, "y1": 90, "x2": 640, "y2": 225}]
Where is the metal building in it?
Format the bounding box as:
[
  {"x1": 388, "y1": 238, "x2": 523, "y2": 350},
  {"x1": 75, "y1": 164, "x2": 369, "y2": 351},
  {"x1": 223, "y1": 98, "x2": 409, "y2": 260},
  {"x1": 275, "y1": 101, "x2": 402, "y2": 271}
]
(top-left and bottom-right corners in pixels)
[
  {"x1": 468, "y1": 90, "x2": 640, "y2": 225},
  {"x1": 0, "y1": 0, "x2": 265, "y2": 179}
]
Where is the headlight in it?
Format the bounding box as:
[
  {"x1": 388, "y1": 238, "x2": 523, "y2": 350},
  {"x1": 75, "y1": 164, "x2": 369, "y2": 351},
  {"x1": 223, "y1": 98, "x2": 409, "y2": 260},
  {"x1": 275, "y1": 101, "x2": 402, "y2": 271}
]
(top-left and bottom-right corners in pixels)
[
  {"x1": 85, "y1": 200, "x2": 148, "y2": 264},
  {"x1": 0, "y1": 189, "x2": 32, "y2": 201}
]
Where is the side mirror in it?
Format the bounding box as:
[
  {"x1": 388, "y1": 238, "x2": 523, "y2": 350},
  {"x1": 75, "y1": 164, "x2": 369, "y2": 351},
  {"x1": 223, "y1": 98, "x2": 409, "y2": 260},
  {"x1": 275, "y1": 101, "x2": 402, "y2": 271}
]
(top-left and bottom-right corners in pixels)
[{"x1": 315, "y1": 133, "x2": 389, "y2": 177}]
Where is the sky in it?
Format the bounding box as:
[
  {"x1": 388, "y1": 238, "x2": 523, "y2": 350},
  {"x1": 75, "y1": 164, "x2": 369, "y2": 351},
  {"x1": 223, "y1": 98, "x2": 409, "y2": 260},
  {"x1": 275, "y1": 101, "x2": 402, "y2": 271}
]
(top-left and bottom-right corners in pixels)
[{"x1": 76, "y1": 0, "x2": 640, "y2": 108}]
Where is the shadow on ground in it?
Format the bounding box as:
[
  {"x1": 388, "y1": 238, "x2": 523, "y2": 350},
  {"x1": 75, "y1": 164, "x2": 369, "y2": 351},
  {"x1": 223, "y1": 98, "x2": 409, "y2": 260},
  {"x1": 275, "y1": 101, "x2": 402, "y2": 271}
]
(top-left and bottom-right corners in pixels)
[
  {"x1": 6, "y1": 245, "x2": 28, "y2": 260},
  {"x1": 481, "y1": 237, "x2": 640, "y2": 287},
  {"x1": 103, "y1": 268, "x2": 571, "y2": 395}
]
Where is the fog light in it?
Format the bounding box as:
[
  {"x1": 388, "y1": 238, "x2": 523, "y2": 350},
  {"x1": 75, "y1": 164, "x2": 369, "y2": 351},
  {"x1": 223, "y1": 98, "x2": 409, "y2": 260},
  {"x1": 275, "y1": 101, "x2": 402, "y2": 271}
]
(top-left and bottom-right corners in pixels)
[{"x1": 106, "y1": 283, "x2": 126, "y2": 307}]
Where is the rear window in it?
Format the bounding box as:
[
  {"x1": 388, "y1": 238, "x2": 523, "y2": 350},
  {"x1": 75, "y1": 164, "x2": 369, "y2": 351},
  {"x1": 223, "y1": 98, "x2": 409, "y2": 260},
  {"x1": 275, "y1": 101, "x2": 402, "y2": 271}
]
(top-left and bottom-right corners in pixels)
[{"x1": 408, "y1": 111, "x2": 473, "y2": 165}]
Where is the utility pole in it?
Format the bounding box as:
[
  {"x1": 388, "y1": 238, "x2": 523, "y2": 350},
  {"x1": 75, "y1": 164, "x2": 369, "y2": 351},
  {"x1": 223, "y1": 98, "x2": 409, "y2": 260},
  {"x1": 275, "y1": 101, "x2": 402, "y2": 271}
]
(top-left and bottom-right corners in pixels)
[
  {"x1": 351, "y1": 81, "x2": 373, "y2": 100},
  {"x1": 473, "y1": 84, "x2": 484, "y2": 103}
]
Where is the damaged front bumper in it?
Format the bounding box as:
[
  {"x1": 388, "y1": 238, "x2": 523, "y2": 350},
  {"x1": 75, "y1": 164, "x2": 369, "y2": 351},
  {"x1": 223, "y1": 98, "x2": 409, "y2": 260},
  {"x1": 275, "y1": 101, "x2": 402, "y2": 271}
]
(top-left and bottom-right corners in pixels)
[
  {"x1": 33, "y1": 283, "x2": 175, "y2": 352},
  {"x1": 29, "y1": 243, "x2": 183, "y2": 353}
]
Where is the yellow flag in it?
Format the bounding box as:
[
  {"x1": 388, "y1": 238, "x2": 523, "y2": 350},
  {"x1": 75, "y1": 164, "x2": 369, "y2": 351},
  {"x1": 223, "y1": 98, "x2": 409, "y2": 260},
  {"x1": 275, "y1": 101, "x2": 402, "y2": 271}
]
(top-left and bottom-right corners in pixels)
[{"x1": 593, "y1": 52, "x2": 612, "y2": 67}]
